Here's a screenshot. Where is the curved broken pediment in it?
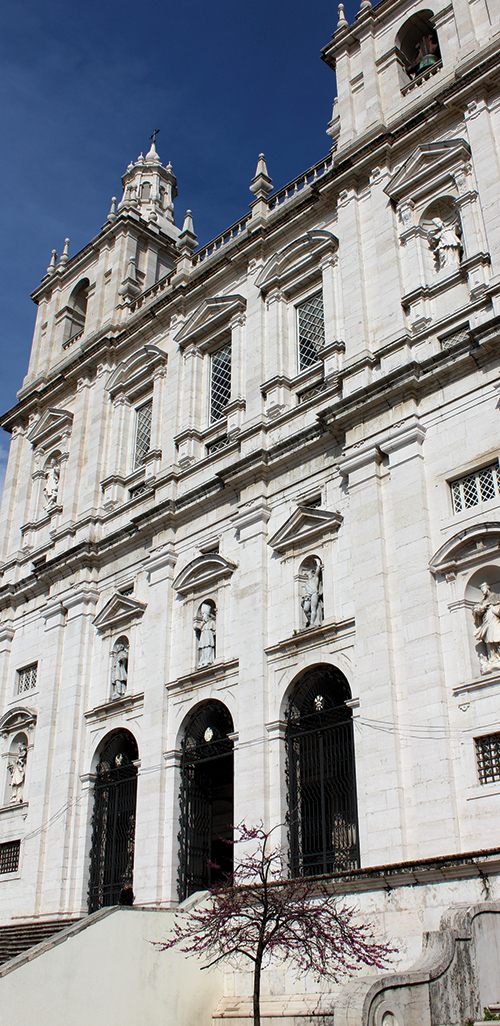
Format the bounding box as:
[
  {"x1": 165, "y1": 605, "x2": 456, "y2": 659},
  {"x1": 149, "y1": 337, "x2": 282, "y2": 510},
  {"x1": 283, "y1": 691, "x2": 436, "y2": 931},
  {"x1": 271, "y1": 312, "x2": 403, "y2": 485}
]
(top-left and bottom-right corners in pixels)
[
  {"x1": 93, "y1": 593, "x2": 147, "y2": 632},
  {"x1": 106, "y1": 345, "x2": 167, "y2": 399},
  {"x1": 255, "y1": 231, "x2": 338, "y2": 295},
  {"x1": 269, "y1": 506, "x2": 343, "y2": 554},
  {"x1": 0, "y1": 708, "x2": 37, "y2": 738},
  {"x1": 173, "y1": 554, "x2": 237, "y2": 596},
  {"x1": 429, "y1": 522, "x2": 500, "y2": 575}
]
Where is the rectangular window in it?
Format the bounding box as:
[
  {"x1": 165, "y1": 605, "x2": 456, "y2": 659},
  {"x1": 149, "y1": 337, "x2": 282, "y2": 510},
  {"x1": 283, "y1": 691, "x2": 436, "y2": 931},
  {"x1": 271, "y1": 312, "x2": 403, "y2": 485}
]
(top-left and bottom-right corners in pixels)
[
  {"x1": 475, "y1": 733, "x2": 500, "y2": 784},
  {"x1": 0, "y1": 840, "x2": 20, "y2": 874},
  {"x1": 17, "y1": 663, "x2": 37, "y2": 695},
  {"x1": 134, "y1": 399, "x2": 152, "y2": 468},
  {"x1": 210, "y1": 343, "x2": 231, "y2": 423},
  {"x1": 451, "y1": 462, "x2": 500, "y2": 513},
  {"x1": 297, "y1": 292, "x2": 325, "y2": 371}
]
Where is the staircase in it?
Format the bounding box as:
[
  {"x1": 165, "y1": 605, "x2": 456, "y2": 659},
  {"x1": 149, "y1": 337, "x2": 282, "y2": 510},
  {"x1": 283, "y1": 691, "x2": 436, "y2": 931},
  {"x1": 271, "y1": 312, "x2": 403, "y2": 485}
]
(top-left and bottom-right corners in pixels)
[{"x1": 0, "y1": 919, "x2": 79, "y2": 966}]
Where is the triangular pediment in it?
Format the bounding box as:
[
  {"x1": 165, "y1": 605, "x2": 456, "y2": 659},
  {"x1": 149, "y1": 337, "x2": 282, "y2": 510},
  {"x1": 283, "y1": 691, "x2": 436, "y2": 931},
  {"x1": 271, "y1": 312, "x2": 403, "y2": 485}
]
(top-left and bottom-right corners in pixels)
[
  {"x1": 174, "y1": 295, "x2": 246, "y2": 348},
  {"x1": 384, "y1": 140, "x2": 471, "y2": 204},
  {"x1": 93, "y1": 593, "x2": 147, "y2": 632},
  {"x1": 106, "y1": 345, "x2": 167, "y2": 398},
  {"x1": 27, "y1": 408, "x2": 73, "y2": 450},
  {"x1": 173, "y1": 553, "x2": 237, "y2": 596},
  {"x1": 0, "y1": 707, "x2": 37, "y2": 737},
  {"x1": 429, "y1": 522, "x2": 500, "y2": 575},
  {"x1": 255, "y1": 231, "x2": 338, "y2": 295},
  {"x1": 269, "y1": 506, "x2": 343, "y2": 554}
]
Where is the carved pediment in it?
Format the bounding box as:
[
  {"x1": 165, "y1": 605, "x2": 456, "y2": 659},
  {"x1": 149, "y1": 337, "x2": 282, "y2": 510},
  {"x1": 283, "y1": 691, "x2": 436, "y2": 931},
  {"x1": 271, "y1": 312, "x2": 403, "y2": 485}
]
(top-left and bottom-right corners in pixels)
[
  {"x1": 0, "y1": 708, "x2": 37, "y2": 738},
  {"x1": 384, "y1": 140, "x2": 471, "y2": 204},
  {"x1": 173, "y1": 554, "x2": 237, "y2": 596},
  {"x1": 28, "y1": 408, "x2": 73, "y2": 450},
  {"x1": 106, "y1": 345, "x2": 167, "y2": 398},
  {"x1": 174, "y1": 295, "x2": 246, "y2": 348},
  {"x1": 93, "y1": 593, "x2": 147, "y2": 632},
  {"x1": 255, "y1": 231, "x2": 338, "y2": 295},
  {"x1": 269, "y1": 506, "x2": 343, "y2": 554},
  {"x1": 429, "y1": 522, "x2": 500, "y2": 575}
]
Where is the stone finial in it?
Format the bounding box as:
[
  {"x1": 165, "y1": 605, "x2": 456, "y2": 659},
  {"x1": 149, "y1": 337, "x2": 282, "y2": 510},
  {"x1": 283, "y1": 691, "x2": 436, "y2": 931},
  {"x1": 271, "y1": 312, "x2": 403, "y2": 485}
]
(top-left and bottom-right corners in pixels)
[
  {"x1": 250, "y1": 154, "x2": 273, "y2": 200},
  {"x1": 58, "y1": 238, "x2": 70, "y2": 268},
  {"x1": 358, "y1": 0, "x2": 372, "y2": 11},
  {"x1": 145, "y1": 139, "x2": 161, "y2": 164},
  {"x1": 337, "y1": 3, "x2": 349, "y2": 29},
  {"x1": 178, "y1": 209, "x2": 198, "y2": 257},
  {"x1": 118, "y1": 256, "x2": 140, "y2": 301},
  {"x1": 107, "y1": 197, "x2": 117, "y2": 223},
  {"x1": 46, "y1": 250, "x2": 57, "y2": 276}
]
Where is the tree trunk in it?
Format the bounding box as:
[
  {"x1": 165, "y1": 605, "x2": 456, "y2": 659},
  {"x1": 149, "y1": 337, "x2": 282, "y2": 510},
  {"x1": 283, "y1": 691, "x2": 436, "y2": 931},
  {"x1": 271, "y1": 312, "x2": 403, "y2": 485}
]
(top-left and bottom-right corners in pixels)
[{"x1": 253, "y1": 953, "x2": 263, "y2": 1026}]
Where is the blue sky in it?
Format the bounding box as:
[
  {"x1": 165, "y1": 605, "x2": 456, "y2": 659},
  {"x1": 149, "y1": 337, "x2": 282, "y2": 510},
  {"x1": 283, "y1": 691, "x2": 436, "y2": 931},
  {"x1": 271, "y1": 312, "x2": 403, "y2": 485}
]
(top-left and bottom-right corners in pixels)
[{"x1": 0, "y1": 0, "x2": 359, "y2": 491}]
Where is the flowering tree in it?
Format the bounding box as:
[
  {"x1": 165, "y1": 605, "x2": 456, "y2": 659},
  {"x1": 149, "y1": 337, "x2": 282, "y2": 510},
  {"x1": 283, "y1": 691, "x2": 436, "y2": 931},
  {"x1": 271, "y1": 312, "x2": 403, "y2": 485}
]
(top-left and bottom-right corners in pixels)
[{"x1": 161, "y1": 825, "x2": 394, "y2": 1026}]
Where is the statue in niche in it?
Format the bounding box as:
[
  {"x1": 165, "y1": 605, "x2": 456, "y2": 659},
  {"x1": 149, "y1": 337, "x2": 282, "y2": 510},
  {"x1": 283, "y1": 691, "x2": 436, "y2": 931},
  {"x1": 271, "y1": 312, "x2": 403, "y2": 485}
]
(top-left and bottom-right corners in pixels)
[
  {"x1": 473, "y1": 582, "x2": 500, "y2": 674},
  {"x1": 111, "y1": 639, "x2": 129, "y2": 697},
  {"x1": 197, "y1": 602, "x2": 216, "y2": 667},
  {"x1": 43, "y1": 455, "x2": 60, "y2": 510},
  {"x1": 8, "y1": 742, "x2": 27, "y2": 803},
  {"x1": 428, "y1": 217, "x2": 461, "y2": 270},
  {"x1": 301, "y1": 558, "x2": 324, "y2": 628}
]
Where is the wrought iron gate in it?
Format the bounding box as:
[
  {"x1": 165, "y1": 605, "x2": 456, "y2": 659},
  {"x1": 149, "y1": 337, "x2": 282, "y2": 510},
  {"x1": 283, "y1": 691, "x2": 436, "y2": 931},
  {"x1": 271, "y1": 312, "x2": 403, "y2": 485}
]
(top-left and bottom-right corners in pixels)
[
  {"x1": 88, "y1": 730, "x2": 138, "y2": 912},
  {"x1": 178, "y1": 702, "x2": 234, "y2": 901},
  {"x1": 286, "y1": 666, "x2": 360, "y2": 877}
]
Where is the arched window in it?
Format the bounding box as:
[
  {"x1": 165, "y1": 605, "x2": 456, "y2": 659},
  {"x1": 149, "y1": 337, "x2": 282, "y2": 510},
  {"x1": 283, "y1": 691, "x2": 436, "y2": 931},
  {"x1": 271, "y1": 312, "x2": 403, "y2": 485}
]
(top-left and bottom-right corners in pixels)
[
  {"x1": 140, "y1": 181, "x2": 151, "y2": 200},
  {"x1": 88, "y1": 729, "x2": 138, "y2": 912},
  {"x1": 65, "y1": 278, "x2": 89, "y2": 342},
  {"x1": 397, "y1": 10, "x2": 441, "y2": 78},
  {"x1": 178, "y1": 701, "x2": 234, "y2": 901},
  {"x1": 286, "y1": 665, "x2": 359, "y2": 877}
]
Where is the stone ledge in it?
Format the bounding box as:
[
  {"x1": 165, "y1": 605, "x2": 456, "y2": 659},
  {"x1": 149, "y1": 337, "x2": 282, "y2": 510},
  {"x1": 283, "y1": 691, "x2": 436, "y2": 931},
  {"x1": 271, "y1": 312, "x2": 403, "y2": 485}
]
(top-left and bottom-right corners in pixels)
[{"x1": 84, "y1": 692, "x2": 144, "y2": 723}]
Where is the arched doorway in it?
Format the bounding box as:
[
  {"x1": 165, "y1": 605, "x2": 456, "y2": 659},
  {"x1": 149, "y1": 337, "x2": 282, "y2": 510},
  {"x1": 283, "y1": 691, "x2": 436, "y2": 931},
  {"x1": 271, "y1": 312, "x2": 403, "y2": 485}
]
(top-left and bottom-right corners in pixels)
[
  {"x1": 178, "y1": 701, "x2": 234, "y2": 901},
  {"x1": 88, "y1": 729, "x2": 138, "y2": 912},
  {"x1": 286, "y1": 665, "x2": 359, "y2": 877}
]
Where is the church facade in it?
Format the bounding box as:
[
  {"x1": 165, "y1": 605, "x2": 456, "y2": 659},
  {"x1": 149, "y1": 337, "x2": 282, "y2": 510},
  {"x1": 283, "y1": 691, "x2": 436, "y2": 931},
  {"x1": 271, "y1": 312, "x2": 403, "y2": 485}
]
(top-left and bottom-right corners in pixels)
[{"x1": 1, "y1": 0, "x2": 500, "y2": 1019}]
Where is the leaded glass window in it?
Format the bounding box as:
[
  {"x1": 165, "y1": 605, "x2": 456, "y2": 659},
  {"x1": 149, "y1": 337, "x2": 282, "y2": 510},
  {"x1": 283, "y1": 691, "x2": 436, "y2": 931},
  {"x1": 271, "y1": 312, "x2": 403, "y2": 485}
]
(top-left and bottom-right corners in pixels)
[
  {"x1": 134, "y1": 399, "x2": 152, "y2": 468},
  {"x1": 210, "y1": 343, "x2": 231, "y2": 423},
  {"x1": 298, "y1": 292, "x2": 325, "y2": 370},
  {"x1": 475, "y1": 733, "x2": 500, "y2": 784},
  {"x1": 451, "y1": 462, "x2": 500, "y2": 513},
  {"x1": 17, "y1": 663, "x2": 37, "y2": 694}
]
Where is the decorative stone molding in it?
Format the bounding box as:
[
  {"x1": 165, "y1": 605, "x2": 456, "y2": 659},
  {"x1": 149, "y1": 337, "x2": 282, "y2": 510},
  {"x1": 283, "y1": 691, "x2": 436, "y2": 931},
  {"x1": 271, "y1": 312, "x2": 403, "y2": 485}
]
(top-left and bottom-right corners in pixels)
[
  {"x1": 105, "y1": 345, "x2": 167, "y2": 401},
  {"x1": 269, "y1": 505, "x2": 343, "y2": 554},
  {"x1": 255, "y1": 230, "x2": 339, "y2": 296},
  {"x1": 384, "y1": 139, "x2": 472, "y2": 205},
  {"x1": 27, "y1": 408, "x2": 73, "y2": 451},
  {"x1": 0, "y1": 708, "x2": 37, "y2": 739},
  {"x1": 174, "y1": 295, "x2": 246, "y2": 350},
  {"x1": 173, "y1": 554, "x2": 237, "y2": 597},
  {"x1": 167, "y1": 657, "x2": 239, "y2": 694},
  {"x1": 93, "y1": 593, "x2": 147, "y2": 633},
  {"x1": 84, "y1": 692, "x2": 144, "y2": 724},
  {"x1": 429, "y1": 522, "x2": 500, "y2": 575}
]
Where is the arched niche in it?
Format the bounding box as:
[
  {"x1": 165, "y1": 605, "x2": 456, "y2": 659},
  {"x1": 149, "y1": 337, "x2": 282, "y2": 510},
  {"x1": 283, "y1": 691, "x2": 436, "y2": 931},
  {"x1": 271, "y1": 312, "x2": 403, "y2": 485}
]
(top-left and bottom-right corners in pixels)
[
  {"x1": 396, "y1": 10, "x2": 441, "y2": 78},
  {"x1": 297, "y1": 555, "x2": 324, "y2": 629},
  {"x1": 64, "y1": 278, "x2": 89, "y2": 342},
  {"x1": 88, "y1": 728, "x2": 139, "y2": 911},
  {"x1": 286, "y1": 664, "x2": 359, "y2": 877},
  {"x1": 4, "y1": 732, "x2": 28, "y2": 806},
  {"x1": 194, "y1": 599, "x2": 217, "y2": 667},
  {"x1": 466, "y1": 566, "x2": 500, "y2": 677},
  {"x1": 420, "y1": 196, "x2": 462, "y2": 272},
  {"x1": 110, "y1": 635, "x2": 129, "y2": 699},
  {"x1": 178, "y1": 700, "x2": 234, "y2": 901}
]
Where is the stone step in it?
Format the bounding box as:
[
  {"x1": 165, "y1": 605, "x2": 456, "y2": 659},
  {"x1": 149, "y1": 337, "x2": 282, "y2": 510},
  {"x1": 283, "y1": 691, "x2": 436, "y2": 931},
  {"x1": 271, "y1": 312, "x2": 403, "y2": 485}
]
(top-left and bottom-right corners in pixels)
[
  {"x1": 0, "y1": 919, "x2": 79, "y2": 965},
  {"x1": 213, "y1": 990, "x2": 340, "y2": 1026}
]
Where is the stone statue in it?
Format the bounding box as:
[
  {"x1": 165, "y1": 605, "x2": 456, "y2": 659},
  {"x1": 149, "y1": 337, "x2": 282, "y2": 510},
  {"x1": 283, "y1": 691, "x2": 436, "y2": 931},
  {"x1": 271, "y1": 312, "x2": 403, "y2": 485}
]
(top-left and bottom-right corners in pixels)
[
  {"x1": 8, "y1": 742, "x2": 27, "y2": 803},
  {"x1": 473, "y1": 582, "x2": 500, "y2": 674},
  {"x1": 43, "y1": 456, "x2": 60, "y2": 509},
  {"x1": 111, "y1": 640, "x2": 129, "y2": 697},
  {"x1": 301, "y1": 558, "x2": 324, "y2": 628},
  {"x1": 197, "y1": 602, "x2": 216, "y2": 666},
  {"x1": 429, "y1": 218, "x2": 461, "y2": 270}
]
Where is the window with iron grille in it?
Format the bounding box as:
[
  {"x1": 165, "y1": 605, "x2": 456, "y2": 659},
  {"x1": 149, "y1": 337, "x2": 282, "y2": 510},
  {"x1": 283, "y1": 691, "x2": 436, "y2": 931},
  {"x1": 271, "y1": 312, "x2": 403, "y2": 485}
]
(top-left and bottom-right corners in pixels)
[
  {"x1": 134, "y1": 399, "x2": 152, "y2": 468},
  {"x1": 0, "y1": 840, "x2": 20, "y2": 874},
  {"x1": 17, "y1": 663, "x2": 37, "y2": 695},
  {"x1": 210, "y1": 343, "x2": 231, "y2": 423},
  {"x1": 475, "y1": 733, "x2": 500, "y2": 784},
  {"x1": 450, "y1": 462, "x2": 500, "y2": 513},
  {"x1": 297, "y1": 292, "x2": 325, "y2": 371}
]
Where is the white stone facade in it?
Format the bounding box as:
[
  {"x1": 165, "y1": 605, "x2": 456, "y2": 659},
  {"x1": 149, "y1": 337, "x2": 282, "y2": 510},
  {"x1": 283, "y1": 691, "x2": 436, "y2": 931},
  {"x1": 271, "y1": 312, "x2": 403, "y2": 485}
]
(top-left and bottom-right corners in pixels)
[{"x1": 0, "y1": 0, "x2": 500, "y2": 996}]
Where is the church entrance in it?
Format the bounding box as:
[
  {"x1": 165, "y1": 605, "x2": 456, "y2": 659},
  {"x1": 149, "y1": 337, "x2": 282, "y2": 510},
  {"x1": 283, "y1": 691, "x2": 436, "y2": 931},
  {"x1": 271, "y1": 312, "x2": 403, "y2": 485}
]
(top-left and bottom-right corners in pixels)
[
  {"x1": 178, "y1": 701, "x2": 234, "y2": 901},
  {"x1": 88, "y1": 729, "x2": 138, "y2": 912},
  {"x1": 286, "y1": 665, "x2": 359, "y2": 877}
]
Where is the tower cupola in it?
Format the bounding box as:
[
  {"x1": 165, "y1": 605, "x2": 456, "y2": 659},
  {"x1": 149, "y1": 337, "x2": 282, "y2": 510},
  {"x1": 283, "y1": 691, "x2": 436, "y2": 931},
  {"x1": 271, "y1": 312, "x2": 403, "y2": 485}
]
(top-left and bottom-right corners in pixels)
[{"x1": 117, "y1": 139, "x2": 179, "y2": 240}]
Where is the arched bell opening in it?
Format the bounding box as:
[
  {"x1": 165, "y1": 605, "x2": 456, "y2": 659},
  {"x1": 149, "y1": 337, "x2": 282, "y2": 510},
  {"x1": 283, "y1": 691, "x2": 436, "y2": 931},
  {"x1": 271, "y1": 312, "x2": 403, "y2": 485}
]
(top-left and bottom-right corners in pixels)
[
  {"x1": 178, "y1": 701, "x2": 234, "y2": 901},
  {"x1": 286, "y1": 664, "x2": 359, "y2": 878},
  {"x1": 87, "y1": 728, "x2": 138, "y2": 912}
]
